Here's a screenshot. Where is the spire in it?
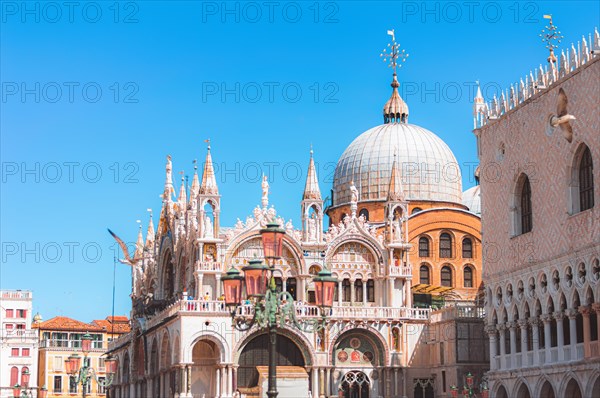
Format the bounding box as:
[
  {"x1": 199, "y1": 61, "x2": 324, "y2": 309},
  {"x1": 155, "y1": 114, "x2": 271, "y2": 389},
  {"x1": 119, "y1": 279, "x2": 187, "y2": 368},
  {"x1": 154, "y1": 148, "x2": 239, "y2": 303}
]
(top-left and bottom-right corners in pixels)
[
  {"x1": 303, "y1": 147, "x2": 322, "y2": 200},
  {"x1": 134, "y1": 223, "x2": 144, "y2": 260},
  {"x1": 380, "y1": 30, "x2": 409, "y2": 124},
  {"x1": 387, "y1": 152, "x2": 404, "y2": 201},
  {"x1": 200, "y1": 140, "x2": 219, "y2": 195},
  {"x1": 164, "y1": 155, "x2": 174, "y2": 203},
  {"x1": 190, "y1": 159, "x2": 200, "y2": 201},
  {"x1": 145, "y1": 211, "x2": 155, "y2": 249},
  {"x1": 177, "y1": 172, "x2": 187, "y2": 205}
]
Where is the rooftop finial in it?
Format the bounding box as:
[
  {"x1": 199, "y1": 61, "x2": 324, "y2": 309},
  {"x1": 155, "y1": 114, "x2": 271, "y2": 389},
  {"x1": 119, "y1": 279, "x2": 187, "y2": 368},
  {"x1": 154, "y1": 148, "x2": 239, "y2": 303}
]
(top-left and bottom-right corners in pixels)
[
  {"x1": 205, "y1": 138, "x2": 211, "y2": 151},
  {"x1": 540, "y1": 15, "x2": 563, "y2": 64},
  {"x1": 380, "y1": 29, "x2": 410, "y2": 124}
]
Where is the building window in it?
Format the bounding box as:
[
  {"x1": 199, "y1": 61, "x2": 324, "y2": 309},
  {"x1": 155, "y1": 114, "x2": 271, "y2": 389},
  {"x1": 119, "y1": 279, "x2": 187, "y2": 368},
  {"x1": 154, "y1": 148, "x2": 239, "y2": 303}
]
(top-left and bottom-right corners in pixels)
[
  {"x1": 520, "y1": 176, "x2": 532, "y2": 234},
  {"x1": 342, "y1": 279, "x2": 351, "y2": 302},
  {"x1": 462, "y1": 238, "x2": 473, "y2": 258},
  {"x1": 22, "y1": 348, "x2": 30, "y2": 357},
  {"x1": 16, "y1": 309, "x2": 27, "y2": 318},
  {"x1": 412, "y1": 207, "x2": 422, "y2": 214},
  {"x1": 579, "y1": 146, "x2": 594, "y2": 211},
  {"x1": 439, "y1": 233, "x2": 452, "y2": 258},
  {"x1": 440, "y1": 342, "x2": 445, "y2": 364},
  {"x1": 20, "y1": 367, "x2": 29, "y2": 386},
  {"x1": 464, "y1": 266, "x2": 473, "y2": 288},
  {"x1": 441, "y1": 266, "x2": 453, "y2": 287},
  {"x1": 69, "y1": 376, "x2": 78, "y2": 394},
  {"x1": 355, "y1": 279, "x2": 363, "y2": 302},
  {"x1": 419, "y1": 237, "x2": 430, "y2": 257},
  {"x1": 54, "y1": 376, "x2": 62, "y2": 394},
  {"x1": 54, "y1": 356, "x2": 63, "y2": 371},
  {"x1": 358, "y1": 208, "x2": 369, "y2": 221},
  {"x1": 98, "y1": 377, "x2": 106, "y2": 394},
  {"x1": 10, "y1": 367, "x2": 19, "y2": 386},
  {"x1": 6, "y1": 309, "x2": 14, "y2": 318},
  {"x1": 420, "y1": 265, "x2": 430, "y2": 285},
  {"x1": 11, "y1": 348, "x2": 19, "y2": 356},
  {"x1": 367, "y1": 280, "x2": 375, "y2": 302}
]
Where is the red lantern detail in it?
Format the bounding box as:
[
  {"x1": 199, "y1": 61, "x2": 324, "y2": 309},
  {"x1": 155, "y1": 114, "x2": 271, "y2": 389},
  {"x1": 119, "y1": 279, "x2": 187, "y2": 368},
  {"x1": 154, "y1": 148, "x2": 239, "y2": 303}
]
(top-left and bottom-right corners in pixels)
[
  {"x1": 65, "y1": 354, "x2": 81, "y2": 375},
  {"x1": 260, "y1": 223, "x2": 285, "y2": 260},
  {"x1": 81, "y1": 333, "x2": 92, "y2": 354},
  {"x1": 38, "y1": 387, "x2": 48, "y2": 398},
  {"x1": 242, "y1": 260, "x2": 269, "y2": 297},
  {"x1": 466, "y1": 373, "x2": 474, "y2": 388},
  {"x1": 222, "y1": 267, "x2": 244, "y2": 307},
  {"x1": 450, "y1": 386, "x2": 458, "y2": 398},
  {"x1": 12, "y1": 385, "x2": 20, "y2": 398},
  {"x1": 313, "y1": 268, "x2": 338, "y2": 308}
]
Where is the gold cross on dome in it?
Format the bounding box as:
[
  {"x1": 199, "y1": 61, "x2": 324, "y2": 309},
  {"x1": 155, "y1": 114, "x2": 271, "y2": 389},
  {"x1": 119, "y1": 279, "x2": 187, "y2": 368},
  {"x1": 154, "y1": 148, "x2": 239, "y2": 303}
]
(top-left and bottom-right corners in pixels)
[{"x1": 380, "y1": 29, "x2": 409, "y2": 74}]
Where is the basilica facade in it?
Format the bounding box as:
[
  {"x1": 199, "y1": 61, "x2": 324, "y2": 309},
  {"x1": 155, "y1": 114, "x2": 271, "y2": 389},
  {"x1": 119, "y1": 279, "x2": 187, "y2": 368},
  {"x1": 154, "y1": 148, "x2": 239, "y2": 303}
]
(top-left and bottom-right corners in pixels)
[
  {"x1": 475, "y1": 29, "x2": 600, "y2": 398},
  {"x1": 107, "y1": 41, "x2": 486, "y2": 398}
]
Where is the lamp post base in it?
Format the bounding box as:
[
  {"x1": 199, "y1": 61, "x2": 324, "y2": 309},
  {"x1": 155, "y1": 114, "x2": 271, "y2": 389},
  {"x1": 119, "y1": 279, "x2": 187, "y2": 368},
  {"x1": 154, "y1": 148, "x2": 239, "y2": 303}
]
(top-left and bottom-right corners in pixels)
[{"x1": 267, "y1": 325, "x2": 278, "y2": 398}]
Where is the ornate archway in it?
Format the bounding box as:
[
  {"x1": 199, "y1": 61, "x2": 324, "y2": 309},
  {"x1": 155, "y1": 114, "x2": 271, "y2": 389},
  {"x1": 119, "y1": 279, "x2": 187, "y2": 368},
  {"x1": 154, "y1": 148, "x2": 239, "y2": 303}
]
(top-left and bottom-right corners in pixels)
[
  {"x1": 340, "y1": 371, "x2": 370, "y2": 398},
  {"x1": 191, "y1": 339, "x2": 221, "y2": 397},
  {"x1": 237, "y1": 333, "x2": 306, "y2": 389}
]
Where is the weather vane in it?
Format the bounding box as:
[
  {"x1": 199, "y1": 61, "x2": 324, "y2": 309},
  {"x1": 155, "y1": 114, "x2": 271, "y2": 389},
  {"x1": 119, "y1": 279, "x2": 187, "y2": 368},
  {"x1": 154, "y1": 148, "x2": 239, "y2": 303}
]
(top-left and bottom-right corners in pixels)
[
  {"x1": 539, "y1": 15, "x2": 563, "y2": 63},
  {"x1": 380, "y1": 29, "x2": 409, "y2": 74}
]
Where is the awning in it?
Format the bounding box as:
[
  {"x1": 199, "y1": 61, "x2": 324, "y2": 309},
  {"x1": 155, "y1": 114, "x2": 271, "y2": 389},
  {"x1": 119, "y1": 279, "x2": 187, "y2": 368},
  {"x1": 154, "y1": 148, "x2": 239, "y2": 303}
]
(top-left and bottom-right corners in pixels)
[{"x1": 411, "y1": 283, "x2": 454, "y2": 295}]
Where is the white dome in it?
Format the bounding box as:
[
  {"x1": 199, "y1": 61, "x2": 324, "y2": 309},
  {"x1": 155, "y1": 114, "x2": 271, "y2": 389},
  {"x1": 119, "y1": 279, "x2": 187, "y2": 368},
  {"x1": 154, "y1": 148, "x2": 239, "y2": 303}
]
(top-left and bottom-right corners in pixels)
[
  {"x1": 333, "y1": 123, "x2": 462, "y2": 205},
  {"x1": 462, "y1": 185, "x2": 481, "y2": 215}
]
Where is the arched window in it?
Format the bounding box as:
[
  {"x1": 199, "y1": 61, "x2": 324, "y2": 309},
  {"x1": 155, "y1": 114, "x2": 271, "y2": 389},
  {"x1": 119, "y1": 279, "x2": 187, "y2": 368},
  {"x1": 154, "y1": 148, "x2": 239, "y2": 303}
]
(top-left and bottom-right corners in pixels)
[
  {"x1": 579, "y1": 146, "x2": 594, "y2": 211},
  {"x1": 464, "y1": 266, "x2": 473, "y2": 288},
  {"x1": 462, "y1": 238, "x2": 473, "y2": 258},
  {"x1": 342, "y1": 279, "x2": 351, "y2": 302},
  {"x1": 419, "y1": 237, "x2": 430, "y2": 257},
  {"x1": 358, "y1": 208, "x2": 369, "y2": 221},
  {"x1": 420, "y1": 265, "x2": 430, "y2": 285},
  {"x1": 21, "y1": 367, "x2": 29, "y2": 386},
  {"x1": 412, "y1": 207, "x2": 422, "y2": 214},
  {"x1": 520, "y1": 176, "x2": 532, "y2": 234},
  {"x1": 441, "y1": 266, "x2": 453, "y2": 287},
  {"x1": 367, "y1": 280, "x2": 375, "y2": 302},
  {"x1": 355, "y1": 279, "x2": 363, "y2": 302},
  {"x1": 287, "y1": 278, "x2": 297, "y2": 300},
  {"x1": 10, "y1": 367, "x2": 18, "y2": 387},
  {"x1": 439, "y1": 233, "x2": 452, "y2": 258}
]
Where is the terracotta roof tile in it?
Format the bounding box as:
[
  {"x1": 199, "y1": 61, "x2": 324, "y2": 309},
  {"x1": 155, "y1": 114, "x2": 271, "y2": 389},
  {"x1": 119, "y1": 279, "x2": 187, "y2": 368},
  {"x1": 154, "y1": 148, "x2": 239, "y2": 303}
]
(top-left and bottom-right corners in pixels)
[{"x1": 33, "y1": 316, "x2": 103, "y2": 332}]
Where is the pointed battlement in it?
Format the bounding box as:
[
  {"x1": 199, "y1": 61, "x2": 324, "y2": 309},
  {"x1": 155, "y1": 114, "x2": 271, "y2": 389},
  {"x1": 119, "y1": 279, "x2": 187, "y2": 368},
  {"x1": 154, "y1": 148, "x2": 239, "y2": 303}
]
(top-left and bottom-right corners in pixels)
[{"x1": 474, "y1": 28, "x2": 599, "y2": 129}]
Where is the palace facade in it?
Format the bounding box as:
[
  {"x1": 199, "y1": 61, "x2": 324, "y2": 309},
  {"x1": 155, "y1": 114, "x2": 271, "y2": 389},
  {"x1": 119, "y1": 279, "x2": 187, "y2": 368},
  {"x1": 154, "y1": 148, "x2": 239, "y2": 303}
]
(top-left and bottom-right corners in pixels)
[
  {"x1": 475, "y1": 29, "x2": 600, "y2": 398},
  {"x1": 106, "y1": 38, "x2": 487, "y2": 398}
]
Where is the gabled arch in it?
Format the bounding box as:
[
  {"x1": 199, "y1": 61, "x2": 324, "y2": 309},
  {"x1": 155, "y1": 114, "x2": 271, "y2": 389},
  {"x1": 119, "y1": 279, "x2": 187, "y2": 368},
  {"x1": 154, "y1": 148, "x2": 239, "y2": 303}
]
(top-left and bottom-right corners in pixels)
[
  {"x1": 560, "y1": 376, "x2": 583, "y2": 398},
  {"x1": 511, "y1": 173, "x2": 533, "y2": 236},
  {"x1": 514, "y1": 381, "x2": 532, "y2": 398}
]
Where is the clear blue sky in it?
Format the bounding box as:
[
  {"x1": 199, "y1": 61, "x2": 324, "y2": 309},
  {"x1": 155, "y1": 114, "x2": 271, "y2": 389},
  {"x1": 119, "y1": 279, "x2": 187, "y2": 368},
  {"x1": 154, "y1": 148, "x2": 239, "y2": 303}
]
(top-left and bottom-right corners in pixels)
[{"x1": 1, "y1": 1, "x2": 598, "y2": 322}]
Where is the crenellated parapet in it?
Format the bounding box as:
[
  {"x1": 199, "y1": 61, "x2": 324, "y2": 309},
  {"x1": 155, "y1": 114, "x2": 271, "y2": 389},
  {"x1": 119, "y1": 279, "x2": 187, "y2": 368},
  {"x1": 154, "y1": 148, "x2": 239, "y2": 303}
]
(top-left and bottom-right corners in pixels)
[{"x1": 474, "y1": 28, "x2": 600, "y2": 129}]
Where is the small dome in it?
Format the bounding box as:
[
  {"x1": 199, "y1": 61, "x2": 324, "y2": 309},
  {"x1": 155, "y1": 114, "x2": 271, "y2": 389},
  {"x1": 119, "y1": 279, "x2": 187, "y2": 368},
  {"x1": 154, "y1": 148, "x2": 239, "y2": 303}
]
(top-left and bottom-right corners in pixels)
[
  {"x1": 383, "y1": 73, "x2": 409, "y2": 123},
  {"x1": 333, "y1": 123, "x2": 462, "y2": 205},
  {"x1": 462, "y1": 185, "x2": 481, "y2": 215},
  {"x1": 33, "y1": 312, "x2": 43, "y2": 323}
]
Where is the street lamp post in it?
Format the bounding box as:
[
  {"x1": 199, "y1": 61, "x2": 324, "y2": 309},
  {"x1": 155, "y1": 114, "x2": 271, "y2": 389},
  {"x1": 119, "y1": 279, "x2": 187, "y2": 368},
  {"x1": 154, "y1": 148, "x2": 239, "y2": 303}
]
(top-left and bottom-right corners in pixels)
[
  {"x1": 12, "y1": 368, "x2": 48, "y2": 398},
  {"x1": 64, "y1": 333, "x2": 117, "y2": 398},
  {"x1": 222, "y1": 222, "x2": 338, "y2": 398},
  {"x1": 450, "y1": 372, "x2": 489, "y2": 398}
]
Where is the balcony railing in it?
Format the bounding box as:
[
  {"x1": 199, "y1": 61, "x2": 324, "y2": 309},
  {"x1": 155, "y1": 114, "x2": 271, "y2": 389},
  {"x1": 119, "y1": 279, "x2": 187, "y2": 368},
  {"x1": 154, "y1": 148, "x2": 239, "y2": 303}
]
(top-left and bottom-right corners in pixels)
[
  {"x1": 40, "y1": 339, "x2": 104, "y2": 350},
  {"x1": 0, "y1": 290, "x2": 32, "y2": 299},
  {"x1": 389, "y1": 265, "x2": 412, "y2": 277},
  {"x1": 0, "y1": 329, "x2": 38, "y2": 339},
  {"x1": 142, "y1": 299, "x2": 433, "y2": 332},
  {"x1": 195, "y1": 261, "x2": 223, "y2": 273}
]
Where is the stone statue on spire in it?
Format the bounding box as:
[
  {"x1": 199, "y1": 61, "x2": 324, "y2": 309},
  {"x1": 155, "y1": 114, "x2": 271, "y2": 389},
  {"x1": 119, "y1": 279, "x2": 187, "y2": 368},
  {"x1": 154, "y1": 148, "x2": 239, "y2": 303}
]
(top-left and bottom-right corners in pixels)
[{"x1": 261, "y1": 174, "x2": 269, "y2": 209}]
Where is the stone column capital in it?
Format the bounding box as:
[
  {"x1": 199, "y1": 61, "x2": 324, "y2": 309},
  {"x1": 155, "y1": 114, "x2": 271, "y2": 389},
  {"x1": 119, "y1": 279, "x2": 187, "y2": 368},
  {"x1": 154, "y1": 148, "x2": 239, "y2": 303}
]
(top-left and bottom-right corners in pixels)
[
  {"x1": 553, "y1": 311, "x2": 564, "y2": 321},
  {"x1": 540, "y1": 313, "x2": 552, "y2": 323},
  {"x1": 517, "y1": 319, "x2": 529, "y2": 329},
  {"x1": 485, "y1": 324, "x2": 498, "y2": 335},
  {"x1": 507, "y1": 321, "x2": 518, "y2": 330},
  {"x1": 592, "y1": 303, "x2": 600, "y2": 313},
  {"x1": 565, "y1": 308, "x2": 578, "y2": 319},
  {"x1": 578, "y1": 305, "x2": 592, "y2": 316},
  {"x1": 528, "y1": 317, "x2": 540, "y2": 327}
]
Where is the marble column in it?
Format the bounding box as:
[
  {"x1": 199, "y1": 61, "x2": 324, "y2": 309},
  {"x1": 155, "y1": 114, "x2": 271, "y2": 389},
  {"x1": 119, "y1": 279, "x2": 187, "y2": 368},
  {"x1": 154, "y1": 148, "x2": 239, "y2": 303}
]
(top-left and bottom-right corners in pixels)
[
  {"x1": 541, "y1": 313, "x2": 552, "y2": 364},
  {"x1": 554, "y1": 311, "x2": 565, "y2": 361},
  {"x1": 567, "y1": 308, "x2": 578, "y2": 354},
  {"x1": 517, "y1": 319, "x2": 528, "y2": 365},
  {"x1": 394, "y1": 368, "x2": 399, "y2": 396},
  {"x1": 497, "y1": 324, "x2": 506, "y2": 369},
  {"x1": 325, "y1": 367, "x2": 331, "y2": 397},
  {"x1": 311, "y1": 368, "x2": 319, "y2": 397},
  {"x1": 319, "y1": 368, "x2": 325, "y2": 396},
  {"x1": 215, "y1": 274, "x2": 222, "y2": 298},
  {"x1": 227, "y1": 365, "x2": 233, "y2": 397},
  {"x1": 338, "y1": 281, "x2": 343, "y2": 305},
  {"x1": 508, "y1": 321, "x2": 517, "y2": 366},
  {"x1": 529, "y1": 317, "x2": 540, "y2": 365},
  {"x1": 350, "y1": 280, "x2": 356, "y2": 304},
  {"x1": 485, "y1": 324, "x2": 498, "y2": 370},
  {"x1": 282, "y1": 278, "x2": 287, "y2": 294},
  {"x1": 215, "y1": 366, "x2": 221, "y2": 397},
  {"x1": 362, "y1": 281, "x2": 367, "y2": 305},
  {"x1": 579, "y1": 305, "x2": 592, "y2": 358}
]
